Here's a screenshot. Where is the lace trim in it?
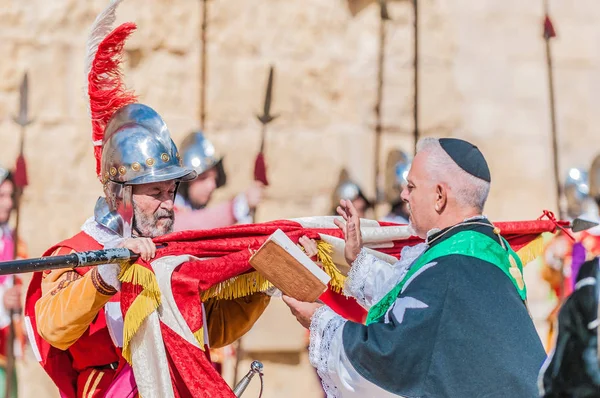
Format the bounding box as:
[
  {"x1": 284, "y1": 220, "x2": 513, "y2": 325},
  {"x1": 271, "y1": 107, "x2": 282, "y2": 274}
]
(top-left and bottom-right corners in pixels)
[
  {"x1": 232, "y1": 194, "x2": 251, "y2": 224},
  {"x1": 309, "y1": 306, "x2": 346, "y2": 398},
  {"x1": 81, "y1": 217, "x2": 124, "y2": 248},
  {"x1": 92, "y1": 267, "x2": 118, "y2": 295},
  {"x1": 81, "y1": 217, "x2": 124, "y2": 290},
  {"x1": 344, "y1": 248, "x2": 371, "y2": 306},
  {"x1": 98, "y1": 263, "x2": 121, "y2": 291}
]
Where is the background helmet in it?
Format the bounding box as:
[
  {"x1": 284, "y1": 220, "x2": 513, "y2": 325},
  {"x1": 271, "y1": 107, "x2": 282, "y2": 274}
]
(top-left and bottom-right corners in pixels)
[
  {"x1": 179, "y1": 131, "x2": 226, "y2": 190},
  {"x1": 564, "y1": 167, "x2": 590, "y2": 219},
  {"x1": 384, "y1": 149, "x2": 412, "y2": 205},
  {"x1": 0, "y1": 167, "x2": 10, "y2": 186},
  {"x1": 589, "y1": 155, "x2": 600, "y2": 205},
  {"x1": 330, "y1": 169, "x2": 372, "y2": 214}
]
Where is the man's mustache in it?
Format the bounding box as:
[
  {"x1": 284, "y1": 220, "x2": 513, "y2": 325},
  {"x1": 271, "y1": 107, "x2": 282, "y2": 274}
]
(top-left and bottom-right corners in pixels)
[{"x1": 155, "y1": 209, "x2": 174, "y2": 220}]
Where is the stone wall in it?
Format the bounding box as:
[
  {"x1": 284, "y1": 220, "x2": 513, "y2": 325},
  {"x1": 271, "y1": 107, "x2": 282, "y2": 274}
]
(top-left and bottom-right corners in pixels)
[{"x1": 0, "y1": 0, "x2": 598, "y2": 396}]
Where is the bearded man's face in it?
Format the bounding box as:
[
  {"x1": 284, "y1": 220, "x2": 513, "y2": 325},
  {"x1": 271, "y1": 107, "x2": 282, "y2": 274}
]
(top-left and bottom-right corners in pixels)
[{"x1": 131, "y1": 180, "x2": 177, "y2": 238}]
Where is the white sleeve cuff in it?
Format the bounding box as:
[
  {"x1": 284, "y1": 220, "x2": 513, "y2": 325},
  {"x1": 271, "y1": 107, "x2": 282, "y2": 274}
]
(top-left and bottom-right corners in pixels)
[
  {"x1": 232, "y1": 194, "x2": 252, "y2": 224},
  {"x1": 98, "y1": 263, "x2": 121, "y2": 291},
  {"x1": 309, "y1": 306, "x2": 346, "y2": 398},
  {"x1": 344, "y1": 248, "x2": 377, "y2": 307}
]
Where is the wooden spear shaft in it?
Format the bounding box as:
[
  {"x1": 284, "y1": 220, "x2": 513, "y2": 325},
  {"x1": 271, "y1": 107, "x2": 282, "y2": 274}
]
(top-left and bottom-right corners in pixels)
[
  {"x1": 200, "y1": 0, "x2": 208, "y2": 130},
  {"x1": 374, "y1": 6, "x2": 387, "y2": 219},
  {"x1": 413, "y1": 0, "x2": 419, "y2": 154}
]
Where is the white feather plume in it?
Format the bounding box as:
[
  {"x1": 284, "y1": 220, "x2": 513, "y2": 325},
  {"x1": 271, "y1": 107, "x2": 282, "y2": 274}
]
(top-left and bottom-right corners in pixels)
[{"x1": 84, "y1": 0, "x2": 125, "y2": 89}]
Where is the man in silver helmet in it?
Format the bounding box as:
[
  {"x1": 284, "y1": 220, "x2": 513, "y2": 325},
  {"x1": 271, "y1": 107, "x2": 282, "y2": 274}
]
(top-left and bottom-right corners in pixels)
[
  {"x1": 0, "y1": 167, "x2": 26, "y2": 397},
  {"x1": 541, "y1": 166, "x2": 600, "y2": 349},
  {"x1": 330, "y1": 170, "x2": 372, "y2": 219},
  {"x1": 538, "y1": 255, "x2": 600, "y2": 397},
  {"x1": 381, "y1": 149, "x2": 411, "y2": 224},
  {"x1": 174, "y1": 131, "x2": 264, "y2": 231},
  {"x1": 27, "y1": 104, "x2": 269, "y2": 398}
]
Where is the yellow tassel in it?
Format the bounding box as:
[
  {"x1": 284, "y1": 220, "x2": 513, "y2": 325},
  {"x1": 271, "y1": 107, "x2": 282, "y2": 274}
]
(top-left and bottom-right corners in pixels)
[
  {"x1": 516, "y1": 235, "x2": 545, "y2": 266},
  {"x1": 193, "y1": 327, "x2": 205, "y2": 350},
  {"x1": 121, "y1": 288, "x2": 162, "y2": 363},
  {"x1": 200, "y1": 271, "x2": 273, "y2": 301},
  {"x1": 119, "y1": 263, "x2": 161, "y2": 296},
  {"x1": 119, "y1": 263, "x2": 162, "y2": 364},
  {"x1": 316, "y1": 240, "x2": 346, "y2": 293},
  {"x1": 200, "y1": 240, "x2": 348, "y2": 301}
]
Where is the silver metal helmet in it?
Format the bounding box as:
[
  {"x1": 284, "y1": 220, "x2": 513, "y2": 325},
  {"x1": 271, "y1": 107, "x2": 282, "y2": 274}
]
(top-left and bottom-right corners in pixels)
[
  {"x1": 179, "y1": 131, "x2": 226, "y2": 189},
  {"x1": 331, "y1": 169, "x2": 372, "y2": 213},
  {"x1": 564, "y1": 167, "x2": 589, "y2": 219},
  {"x1": 336, "y1": 181, "x2": 361, "y2": 202},
  {"x1": 0, "y1": 167, "x2": 10, "y2": 186},
  {"x1": 590, "y1": 155, "x2": 600, "y2": 202},
  {"x1": 384, "y1": 149, "x2": 412, "y2": 204},
  {"x1": 95, "y1": 103, "x2": 197, "y2": 237}
]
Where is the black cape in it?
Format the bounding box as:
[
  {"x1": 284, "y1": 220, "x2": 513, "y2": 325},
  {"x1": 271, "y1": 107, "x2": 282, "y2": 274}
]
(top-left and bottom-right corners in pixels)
[{"x1": 342, "y1": 221, "x2": 546, "y2": 397}]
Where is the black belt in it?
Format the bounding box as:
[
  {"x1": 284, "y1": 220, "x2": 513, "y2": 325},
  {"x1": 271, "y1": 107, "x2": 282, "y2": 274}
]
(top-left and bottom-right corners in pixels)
[{"x1": 95, "y1": 361, "x2": 119, "y2": 371}]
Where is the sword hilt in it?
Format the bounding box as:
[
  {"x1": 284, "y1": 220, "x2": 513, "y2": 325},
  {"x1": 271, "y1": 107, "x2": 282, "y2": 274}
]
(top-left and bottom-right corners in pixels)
[{"x1": 233, "y1": 360, "x2": 263, "y2": 397}]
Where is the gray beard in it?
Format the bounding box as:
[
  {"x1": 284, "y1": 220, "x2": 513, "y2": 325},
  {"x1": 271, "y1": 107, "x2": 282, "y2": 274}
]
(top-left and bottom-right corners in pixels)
[{"x1": 133, "y1": 206, "x2": 174, "y2": 238}]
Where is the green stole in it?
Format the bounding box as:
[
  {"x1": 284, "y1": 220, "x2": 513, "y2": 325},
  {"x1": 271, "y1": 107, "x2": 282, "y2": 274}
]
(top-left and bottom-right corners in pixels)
[{"x1": 365, "y1": 230, "x2": 527, "y2": 325}]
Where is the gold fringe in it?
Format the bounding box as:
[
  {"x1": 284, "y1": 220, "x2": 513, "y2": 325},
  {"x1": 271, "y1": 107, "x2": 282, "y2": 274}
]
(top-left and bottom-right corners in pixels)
[
  {"x1": 121, "y1": 288, "x2": 162, "y2": 363},
  {"x1": 516, "y1": 235, "x2": 545, "y2": 266},
  {"x1": 200, "y1": 271, "x2": 273, "y2": 301},
  {"x1": 200, "y1": 239, "x2": 348, "y2": 301},
  {"x1": 119, "y1": 262, "x2": 161, "y2": 297},
  {"x1": 316, "y1": 240, "x2": 346, "y2": 292},
  {"x1": 193, "y1": 327, "x2": 205, "y2": 350},
  {"x1": 119, "y1": 263, "x2": 162, "y2": 364}
]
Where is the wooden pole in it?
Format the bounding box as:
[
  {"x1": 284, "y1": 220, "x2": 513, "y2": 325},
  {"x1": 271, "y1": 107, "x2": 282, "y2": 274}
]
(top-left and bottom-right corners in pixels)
[
  {"x1": 200, "y1": 0, "x2": 209, "y2": 130},
  {"x1": 412, "y1": 0, "x2": 419, "y2": 154}
]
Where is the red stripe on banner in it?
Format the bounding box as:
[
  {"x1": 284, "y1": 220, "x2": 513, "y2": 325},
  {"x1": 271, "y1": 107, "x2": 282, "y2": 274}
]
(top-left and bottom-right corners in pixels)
[{"x1": 160, "y1": 321, "x2": 234, "y2": 398}]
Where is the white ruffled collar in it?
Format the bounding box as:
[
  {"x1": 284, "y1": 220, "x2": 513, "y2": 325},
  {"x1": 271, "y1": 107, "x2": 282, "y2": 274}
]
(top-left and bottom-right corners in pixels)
[{"x1": 81, "y1": 217, "x2": 125, "y2": 249}]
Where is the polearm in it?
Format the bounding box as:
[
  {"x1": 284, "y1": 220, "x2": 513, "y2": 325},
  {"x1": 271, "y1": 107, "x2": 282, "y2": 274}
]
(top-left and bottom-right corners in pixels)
[
  {"x1": 0, "y1": 217, "x2": 594, "y2": 276},
  {"x1": 199, "y1": 0, "x2": 209, "y2": 129},
  {"x1": 542, "y1": 3, "x2": 569, "y2": 306},
  {"x1": 373, "y1": 0, "x2": 390, "y2": 219},
  {"x1": 11, "y1": 73, "x2": 32, "y2": 256},
  {"x1": 232, "y1": 65, "x2": 277, "y2": 386},
  {"x1": 251, "y1": 65, "x2": 277, "y2": 223},
  {"x1": 0, "y1": 248, "x2": 135, "y2": 276},
  {"x1": 412, "y1": 0, "x2": 419, "y2": 154},
  {"x1": 543, "y1": 2, "x2": 562, "y2": 220},
  {"x1": 6, "y1": 72, "x2": 33, "y2": 398}
]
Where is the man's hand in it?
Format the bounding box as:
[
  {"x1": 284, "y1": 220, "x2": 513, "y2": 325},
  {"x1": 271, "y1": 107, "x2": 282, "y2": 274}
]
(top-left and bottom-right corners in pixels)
[
  {"x1": 282, "y1": 295, "x2": 323, "y2": 329},
  {"x1": 333, "y1": 199, "x2": 363, "y2": 265},
  {"x1": 299, "y1": 236, "x2": 319, "y2": 261},
  {"x1": 245, "y1": 181, "x2": 265, "y2": 209},
  {"x1": 3, "y1": 285, "x2": 21, "y2": 311},
  {"x1": 118, "y1": 237, "x2": 156, "y2": 262}
]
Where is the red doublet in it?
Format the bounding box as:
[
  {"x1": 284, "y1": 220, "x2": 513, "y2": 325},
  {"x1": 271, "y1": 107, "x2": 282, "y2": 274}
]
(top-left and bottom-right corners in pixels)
[{"x1": 25, "y1": 232, "x2": 126, "y2": 397}]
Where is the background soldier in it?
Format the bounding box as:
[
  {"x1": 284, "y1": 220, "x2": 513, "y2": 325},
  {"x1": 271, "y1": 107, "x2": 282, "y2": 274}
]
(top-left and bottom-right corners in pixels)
[
  {"x1": 0, "y1": 167, "x2": 26, "y2": 398},
  {"x1": 174, "y1": 131, "x2": 265, "y2": 231},
  {"x1": 382, "y1": 149, "x2": 411, "y2": 224},
  {"x1": 330, "y1": 169, "x2": 372, "y2": 219}
]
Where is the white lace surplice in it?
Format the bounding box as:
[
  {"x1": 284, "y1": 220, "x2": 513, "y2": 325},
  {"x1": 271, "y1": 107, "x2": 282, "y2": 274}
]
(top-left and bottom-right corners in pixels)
[
  {"x1": 309, "y1": 246, "x2": 428, "y2": 398},
  {"x1": 344, "y1": 243, "x2": 427, "y2": 309}
]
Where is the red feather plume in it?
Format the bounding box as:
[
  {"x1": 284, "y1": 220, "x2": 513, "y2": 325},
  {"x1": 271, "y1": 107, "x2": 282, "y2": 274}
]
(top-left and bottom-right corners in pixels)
[{"x1": 88, "y1": 22, "x2": 138, "y2": 179}]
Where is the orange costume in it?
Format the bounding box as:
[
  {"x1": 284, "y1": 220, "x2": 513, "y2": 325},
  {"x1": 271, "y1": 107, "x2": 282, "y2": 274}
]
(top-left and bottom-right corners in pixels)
[{"x1": 27, "y1": 222, "x2": 268, "y2": 397}]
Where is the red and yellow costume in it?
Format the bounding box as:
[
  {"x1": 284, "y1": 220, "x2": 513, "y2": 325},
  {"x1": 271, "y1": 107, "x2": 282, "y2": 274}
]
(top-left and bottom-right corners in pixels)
[
  {"x1": 26, "y1": 229, "x2": 268, "y2": 397},
  {"x1": 541, "y1": 221, "x2": 600, "y2": 348}
]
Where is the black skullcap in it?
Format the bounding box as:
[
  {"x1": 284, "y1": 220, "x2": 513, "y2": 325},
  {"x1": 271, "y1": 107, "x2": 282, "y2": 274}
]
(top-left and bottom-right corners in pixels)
[{"x1": 439, "y1": 138, "x2": 491, "y2": 182}]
